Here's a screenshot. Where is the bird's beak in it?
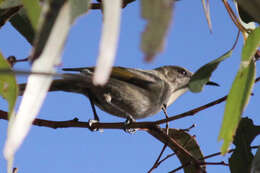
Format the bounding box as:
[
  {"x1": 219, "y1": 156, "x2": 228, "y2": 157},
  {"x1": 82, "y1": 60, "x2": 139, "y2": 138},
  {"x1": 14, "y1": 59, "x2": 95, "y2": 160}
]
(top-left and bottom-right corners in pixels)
[{"x1": 206, "y1": 81, "x2": 220, "y2": 86}]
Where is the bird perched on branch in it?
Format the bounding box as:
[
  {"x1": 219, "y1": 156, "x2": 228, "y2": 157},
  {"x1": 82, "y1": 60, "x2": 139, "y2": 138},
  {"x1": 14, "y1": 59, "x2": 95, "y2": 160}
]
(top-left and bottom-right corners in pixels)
[{"x1": 19, "y1": 66, "x2": 218, "y2": 121}]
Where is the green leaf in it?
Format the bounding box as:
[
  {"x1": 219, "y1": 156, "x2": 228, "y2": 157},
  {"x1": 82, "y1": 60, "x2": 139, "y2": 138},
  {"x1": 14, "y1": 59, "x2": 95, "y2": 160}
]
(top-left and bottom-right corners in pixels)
[
  {"x1": 9, "y1": 7, "x2": 35, "y2": 44},
  {"x1": 242, "y1": 27, "x2": 260, "y2": 61},
  {"x1": 219, "y1": 27, "x2": 260, "y2": 154},
  {"x1": 31, "y1": 0, "x2": 91, "y2": 60},
  {"x1": 0, "y1": 52, "x2": 18, "y2": 116},
  {"x1": 229, "y1": 118, "x2": 260, "y2": 173},
  {"x1": 0, "y1": 0, "x2": 21, "y2": 9},
  {"x1": 219, "y1": 61, "x2": 255, "y2": 154},
  {"x1": 0, "y1": 6, "x2": 21, "y2": 28},
  {"x1": 3, "y1": 0, "x2": 92, "y2": 161},
  {"x1": 140, "y1": 0, "x2": 174, "y2": 61},
  {"x1": 21, "y1": 0, "x2": 41, "y2": 30},
  {"x1": 188, "y1": 50, "x2": 232, "y2": 93},
  {"x1": 68, "y1": 0, "x2": 90, "y2": 23},
  {"x1": 167, "y1": 128, "x2": 206, "y2": 173}
]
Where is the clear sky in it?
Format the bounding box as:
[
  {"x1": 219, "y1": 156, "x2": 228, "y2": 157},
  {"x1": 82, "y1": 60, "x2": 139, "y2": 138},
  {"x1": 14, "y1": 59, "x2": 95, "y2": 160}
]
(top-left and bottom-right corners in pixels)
[{"x1": 0, "y1": 1, "x2": 260, "y2": 173}]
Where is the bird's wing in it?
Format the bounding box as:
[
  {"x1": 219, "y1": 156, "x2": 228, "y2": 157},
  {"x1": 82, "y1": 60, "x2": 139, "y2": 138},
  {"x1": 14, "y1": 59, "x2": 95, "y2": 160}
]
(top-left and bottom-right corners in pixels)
[
  {"x1": 62, "y1": 67, "x2": 162, "y2": 89},
  {"x1": 110, "y1": 67, "x2": 159, "y2": 84}
]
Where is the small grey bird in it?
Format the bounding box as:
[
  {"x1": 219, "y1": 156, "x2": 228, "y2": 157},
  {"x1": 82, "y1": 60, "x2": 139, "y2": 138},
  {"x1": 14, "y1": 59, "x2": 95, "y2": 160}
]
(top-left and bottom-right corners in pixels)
[{"x1": 19, "y1": 66, "x2": 217, "y2": 121}]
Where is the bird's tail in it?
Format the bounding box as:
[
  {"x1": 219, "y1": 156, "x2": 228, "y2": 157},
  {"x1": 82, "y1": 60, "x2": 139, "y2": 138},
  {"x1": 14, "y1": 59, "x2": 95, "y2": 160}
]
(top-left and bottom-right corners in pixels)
[{"x1": 18, "y1": 74, "x2": 92, "y2": 96}]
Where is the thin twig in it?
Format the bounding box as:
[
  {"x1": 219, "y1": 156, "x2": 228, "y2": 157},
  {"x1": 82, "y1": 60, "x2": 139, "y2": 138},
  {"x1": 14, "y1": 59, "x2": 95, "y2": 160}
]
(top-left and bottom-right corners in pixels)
[
  {"x1": 162, "y1": 105, "x2": 169, "y2": 134},
  {"x1": 169, "y1": 145, "x2": 259, "y2": 173},
  {"x1": 147, "y1": 144, "x2": 167, "y2": 173},
  {"x1": 169, "y1": 161, "x2": 228, "y2": 173},
  {"x1": 155, "y1": 95, "x2": 227, "y2": 125},
  {"x1": 147, "y1": 106, "x2": 170, "y2": 172},
  {"x1": 158, "y1": 153, "x2": 176, "y2": 165},
  {"x1": 203, "y1": 145, "x2": 259, "y2": 160},
  {"x1": 180, "y1": 124, "x2": 196, "y2": 132},
  {"x1": 201, "y1": 161, "x2": 229, "y2": 166},
  {"x1": 147, "y1": 126, "x2": 206, "y2": 173},
  {"x1": 222, "y1": 0, "x2": 248, "y2": 33}
]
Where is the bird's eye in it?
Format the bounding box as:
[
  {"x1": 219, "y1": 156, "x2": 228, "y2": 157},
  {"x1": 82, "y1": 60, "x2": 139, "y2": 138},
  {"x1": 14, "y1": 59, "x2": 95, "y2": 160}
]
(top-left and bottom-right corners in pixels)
[{"x1": 177, "y1": 69, "x2": 187, "y2": 76}]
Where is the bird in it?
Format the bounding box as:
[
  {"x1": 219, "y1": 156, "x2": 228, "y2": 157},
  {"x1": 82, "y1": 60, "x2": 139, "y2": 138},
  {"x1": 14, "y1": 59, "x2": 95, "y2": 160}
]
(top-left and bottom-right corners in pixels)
[{"x1": 19, "y1": 66, "x2": 218, "y2": 121}]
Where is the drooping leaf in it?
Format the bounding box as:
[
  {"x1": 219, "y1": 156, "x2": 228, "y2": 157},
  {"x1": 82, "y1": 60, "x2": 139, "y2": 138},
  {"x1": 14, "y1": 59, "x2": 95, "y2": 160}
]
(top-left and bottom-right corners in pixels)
[
  {"x1": 189, "y1": 50, "x2": 232, "y2": 93},
  {"x1": 93, "y1": 0, "x2": 121, "y2": 85},
  {"x1": 30, "y1": 0, "x2": 66, "y2": 60},
  {"x1": 141, "y1": 0, "x2": 174, "y2": 61},
  {"x1": 0, "y1": 0, "x2": 21, "y2": 9},
  {"x1": 167, "y1": 128, "x2": 206, "y2": 173},
  {"x1": 4, "y1": 0, "x2": 92, "y2": 161},
  {"x1": 229, "y1": 118, "x2": 260, "y2": 173},
  {"x1": 189, "y1": 28, "x2": 240, "y2": 93},
  {"x1": 0, "y1": 6, "x2": 22, "y2": 28},
  {"x1": 21, "y1": 0, "x2": 41, "y2": 30},
  {"x1": 219, "y1": 27, "x2": 260, "y2": 154},
  {"x1": 242, "y1": 27, "x2": 260, "y2": 61},
  {"x1": 220, "y1": 60, "x2": 255, "y2": 154},
  {"x1": 68, "y1": 0, "x2": 90, "y2": 22},
  {"x1": 9, "y1": 7, "x2": 35, "y2": 44},
  {"x1": 0, "y1": 52, "x2": 18, "y2": 116},
  {"x1": 31, "y1": 0, "x2": 91, "y2": 61}
]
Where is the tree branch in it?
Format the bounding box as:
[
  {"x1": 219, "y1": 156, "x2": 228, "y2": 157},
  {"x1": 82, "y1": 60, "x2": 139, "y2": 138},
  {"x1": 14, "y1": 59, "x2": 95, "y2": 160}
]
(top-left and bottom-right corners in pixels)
[
  {"x1": 1, "y1": 75, "x2": 260, "y2": 129},
  {"x1": 147, "y1": 126, "x2": 205, "y2": 173}
]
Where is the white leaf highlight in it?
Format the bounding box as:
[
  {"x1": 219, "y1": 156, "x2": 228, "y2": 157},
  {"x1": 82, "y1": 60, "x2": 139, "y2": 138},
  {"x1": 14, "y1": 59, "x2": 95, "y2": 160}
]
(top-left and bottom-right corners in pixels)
[
  {"x1": 93, "y1": 0, "x2": 122, "y2": 85},
  {"x1": 3, "y1": 3, "x2": 71, "y2": 159}
]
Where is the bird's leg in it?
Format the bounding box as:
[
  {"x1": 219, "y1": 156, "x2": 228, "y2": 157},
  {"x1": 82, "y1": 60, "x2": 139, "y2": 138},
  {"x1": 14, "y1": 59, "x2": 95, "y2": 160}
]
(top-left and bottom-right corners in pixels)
[
  {"x1": 162, "y1": 104, "x2": 169, "y2": 134},
  {"x1": 162, "y1": 104, "x2": 169, "y2": 118},
  {"x1": 124, "y1": 114, "x2": 136, "y2": 134},
  {"x1": 89, "y1": 97, "x2": 100, "y2": 122},
  {"x1": 87, "y1": 94, "x2": 101, "y2": 131}
]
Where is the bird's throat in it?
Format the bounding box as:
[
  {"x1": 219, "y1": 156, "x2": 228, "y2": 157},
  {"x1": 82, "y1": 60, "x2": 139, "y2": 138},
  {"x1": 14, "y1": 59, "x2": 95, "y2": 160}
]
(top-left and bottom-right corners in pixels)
[{"x1": 166, "y1": 87, "x2": 188, "y2": 107}]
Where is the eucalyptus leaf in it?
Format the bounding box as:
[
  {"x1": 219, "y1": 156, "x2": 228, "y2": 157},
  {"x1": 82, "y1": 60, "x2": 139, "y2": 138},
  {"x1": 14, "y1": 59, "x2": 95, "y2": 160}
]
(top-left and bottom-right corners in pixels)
[
  {"x1": 219, "y1": 60, "x2": 255, "y2": 154},
  {"x1": 3, "y1": 0, "x2": 92, "y2": 161},
  {"x1": 0, "y1": 52, "x2": 18, "y2": 116},
  {"x1": 167, "y1": 128, "x2": 205, "y2": 173},
  {"x1": 0, "y1": 6, "x2": 21, "y2": 28},
  {"x1": 229, "y1": 118, "x2": 260, "y2": 173},
  {"x1": 68, "y1": 0, "x2": 90, "y2": 22},
  {"x1": 219, "y1": 27, "x2": 260, "y2": 154},
  {"x1": 140, "y1": 0, "x2": 174, "y2": 61},
  {"x1": 0, "y1": 0, "x2": 21, "y2": 9},
  {"x1": 189, "y1": 50, "x2": 232, "y2": 93},
  {"x1": 242, "y1": 27, "x2": 260, "y2": 61},
  {"x1": 21, "y1": 0, "x2": 41, "y2": 30},
  {"x1": 10, "y1": 7, "x2": 35, "y2": 44},
  {"x1": 31, "y1": 0, "x2": 91, "y2": 60}
]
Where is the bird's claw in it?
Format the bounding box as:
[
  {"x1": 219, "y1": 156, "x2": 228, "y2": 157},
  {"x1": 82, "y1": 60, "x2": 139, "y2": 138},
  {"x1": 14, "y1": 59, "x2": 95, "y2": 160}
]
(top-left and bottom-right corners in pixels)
[
  {"x1": 88, "y1": 119, "x2": 103, "y2": 132},
  {"x1": 123, "y1": 116, "x2": 137, "y2": 134}
]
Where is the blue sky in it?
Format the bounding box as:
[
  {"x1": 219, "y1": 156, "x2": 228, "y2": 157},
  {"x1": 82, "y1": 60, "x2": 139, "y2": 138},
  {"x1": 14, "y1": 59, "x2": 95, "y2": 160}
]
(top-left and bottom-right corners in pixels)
[{"x1": 0, "y1": 1, "x2": 260, "y2": 173}]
